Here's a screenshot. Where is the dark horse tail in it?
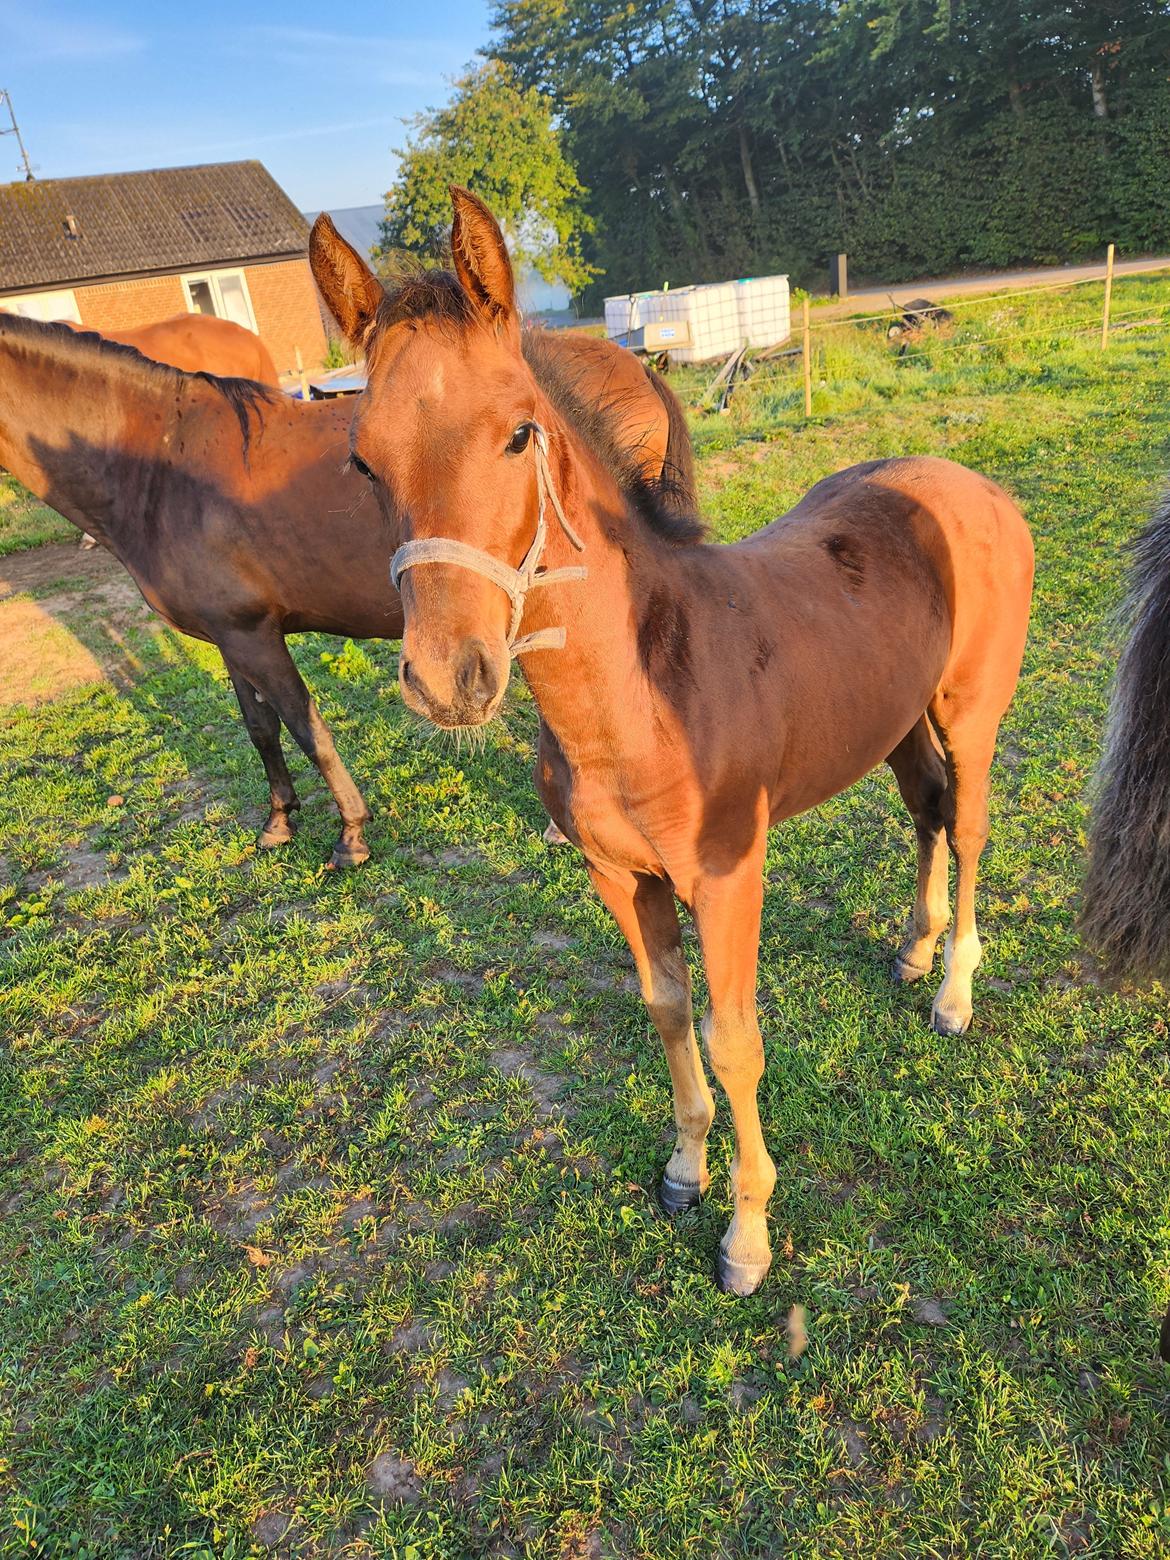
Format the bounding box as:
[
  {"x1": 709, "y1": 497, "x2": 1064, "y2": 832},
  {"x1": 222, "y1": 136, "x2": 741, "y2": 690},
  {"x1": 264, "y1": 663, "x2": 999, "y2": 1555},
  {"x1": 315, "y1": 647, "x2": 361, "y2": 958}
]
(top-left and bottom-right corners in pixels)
[
  {"x1": 1081, "y1": 486, "x2": 1170, "y2": 982},
  {"x1": 643, "y1": 364, "x2": 698, "y2": 520}
]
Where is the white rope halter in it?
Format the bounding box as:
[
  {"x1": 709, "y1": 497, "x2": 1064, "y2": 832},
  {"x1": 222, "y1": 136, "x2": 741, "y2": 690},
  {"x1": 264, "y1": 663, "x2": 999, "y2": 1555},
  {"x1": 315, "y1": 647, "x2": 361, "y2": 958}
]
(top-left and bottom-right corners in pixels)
[{"x1": 389, "y1": 423, "x2": 587, "y2": 657}]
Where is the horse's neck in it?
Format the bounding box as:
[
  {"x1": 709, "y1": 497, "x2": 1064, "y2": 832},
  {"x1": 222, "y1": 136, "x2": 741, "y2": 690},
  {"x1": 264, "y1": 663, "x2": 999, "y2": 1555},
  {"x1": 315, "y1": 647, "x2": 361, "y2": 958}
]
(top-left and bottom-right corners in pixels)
[
  {"x1": 519, "y1": 438, "x2": 688, "y2": 764},
  {"x1": 0, "y1": 331, "x2": 177, "y2": 541}
]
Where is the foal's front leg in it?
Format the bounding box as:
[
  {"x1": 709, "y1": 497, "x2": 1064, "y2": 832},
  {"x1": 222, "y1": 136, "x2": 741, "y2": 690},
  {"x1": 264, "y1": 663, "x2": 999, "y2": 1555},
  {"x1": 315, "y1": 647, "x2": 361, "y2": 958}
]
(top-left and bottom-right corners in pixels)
[
  {"x1": 693, "y1": 854, "x2": 776, "y2": 1296},
  {"x1": 587, "y1": 866, "x2": 716, "y2": 1209}
]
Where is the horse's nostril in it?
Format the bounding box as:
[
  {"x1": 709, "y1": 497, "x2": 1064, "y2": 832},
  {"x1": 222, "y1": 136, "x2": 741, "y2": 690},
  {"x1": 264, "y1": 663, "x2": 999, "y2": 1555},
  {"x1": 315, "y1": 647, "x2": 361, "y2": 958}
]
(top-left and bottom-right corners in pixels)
[{"x1": 455, "y1": 640, "x2": 498, "y2": 706}]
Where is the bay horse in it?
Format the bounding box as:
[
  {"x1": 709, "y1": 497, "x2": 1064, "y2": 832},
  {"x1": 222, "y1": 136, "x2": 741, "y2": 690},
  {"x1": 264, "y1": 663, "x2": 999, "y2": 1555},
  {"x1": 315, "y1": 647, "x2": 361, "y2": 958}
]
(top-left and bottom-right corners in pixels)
[
  {"x1": 310, "y1": 189, "x2": 1034, "y2": 1294},
  {"x1": 1081, "y1": 486, "x2": 1170, "y2": 982},
  {"x1": 0, "y1": 312, "x2": 693, "y2": 865}
]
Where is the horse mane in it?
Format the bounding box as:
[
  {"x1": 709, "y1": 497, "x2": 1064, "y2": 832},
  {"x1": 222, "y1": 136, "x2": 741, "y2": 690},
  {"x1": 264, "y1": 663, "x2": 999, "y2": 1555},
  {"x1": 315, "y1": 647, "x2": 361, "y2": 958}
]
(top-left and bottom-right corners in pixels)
[
  {"x1": 0, "y1": 311, "x2": 276, "y2": 452},
  {"x1": 367, "y1": 269, "x2": 705, "y2": 546},
  {"x1": 521, "y1": 328, "x2": 705, "y2": 546}
]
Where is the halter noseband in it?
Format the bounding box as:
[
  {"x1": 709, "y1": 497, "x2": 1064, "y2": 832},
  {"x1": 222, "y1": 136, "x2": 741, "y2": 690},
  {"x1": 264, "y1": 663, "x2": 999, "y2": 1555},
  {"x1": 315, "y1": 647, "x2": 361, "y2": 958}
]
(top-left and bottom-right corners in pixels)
[{"x1": 389, "y1": 423, "x2": 587, "y2": 657}]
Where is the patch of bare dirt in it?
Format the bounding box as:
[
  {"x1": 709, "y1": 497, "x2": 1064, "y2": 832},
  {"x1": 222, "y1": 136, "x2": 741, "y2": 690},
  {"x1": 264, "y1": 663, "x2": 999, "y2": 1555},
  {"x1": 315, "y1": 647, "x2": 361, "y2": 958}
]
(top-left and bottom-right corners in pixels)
[
  {"x1": 366, "y1": 1449, "x2": 423, "y2": 1505},
  {"x1": 701, "y1": 440, "x2": 774, "y2": 483},
  {"x1": 0, "y1": 543, "x2": 158, "y2": 704},
  {"x1": 492, "y1": 1046, "x2": 565, "y2": 1115}
]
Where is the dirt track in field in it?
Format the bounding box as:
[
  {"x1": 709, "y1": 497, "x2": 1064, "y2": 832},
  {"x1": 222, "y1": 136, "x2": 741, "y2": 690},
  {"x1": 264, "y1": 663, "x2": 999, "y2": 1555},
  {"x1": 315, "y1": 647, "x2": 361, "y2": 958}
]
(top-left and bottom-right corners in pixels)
[{"x1": 0, "y1": 543, "x2": 157, "y2": 704}]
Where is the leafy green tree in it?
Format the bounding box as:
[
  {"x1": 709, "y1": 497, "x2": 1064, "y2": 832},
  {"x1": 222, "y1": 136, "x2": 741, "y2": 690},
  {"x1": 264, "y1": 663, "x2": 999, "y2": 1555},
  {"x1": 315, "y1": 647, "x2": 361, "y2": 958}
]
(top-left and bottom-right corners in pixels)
[{"x1": 377, "y1": 60, "x2": 597, "y2": 295}]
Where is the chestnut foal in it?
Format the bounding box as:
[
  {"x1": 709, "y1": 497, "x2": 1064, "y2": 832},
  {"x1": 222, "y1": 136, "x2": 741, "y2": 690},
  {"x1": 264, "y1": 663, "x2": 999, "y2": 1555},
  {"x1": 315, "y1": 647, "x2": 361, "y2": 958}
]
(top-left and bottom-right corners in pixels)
[{"x1": 311, "y1": 191, "x2": 1034, "y2": 1295}]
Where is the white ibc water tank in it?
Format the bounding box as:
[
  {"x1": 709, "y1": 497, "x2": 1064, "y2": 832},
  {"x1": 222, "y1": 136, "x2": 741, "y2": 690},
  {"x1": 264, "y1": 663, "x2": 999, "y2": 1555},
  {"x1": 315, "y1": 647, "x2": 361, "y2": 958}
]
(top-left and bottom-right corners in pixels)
[
  {"x1": 622, "y1": 283, "x2": 741, "y2": 364},
  {"x1": 608, "y1": 274, "x2": 791, "y2": 360},
  {"x1": 684, "y1": 282, "x2": 743, "y2": 362},
  {"x1": 604, "y1": 294, "x2": 633, "y2": 338},
  {"x1": 734, "y1": 276, "x2": 791, "y2": 349}
]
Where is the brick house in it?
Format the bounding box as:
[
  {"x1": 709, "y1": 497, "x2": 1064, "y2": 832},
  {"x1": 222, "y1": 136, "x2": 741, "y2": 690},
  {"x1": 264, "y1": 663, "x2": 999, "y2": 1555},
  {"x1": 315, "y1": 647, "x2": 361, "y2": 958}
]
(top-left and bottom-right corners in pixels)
[{"x1": 0, "y1": 160, "x2": 328, "y2": 373}]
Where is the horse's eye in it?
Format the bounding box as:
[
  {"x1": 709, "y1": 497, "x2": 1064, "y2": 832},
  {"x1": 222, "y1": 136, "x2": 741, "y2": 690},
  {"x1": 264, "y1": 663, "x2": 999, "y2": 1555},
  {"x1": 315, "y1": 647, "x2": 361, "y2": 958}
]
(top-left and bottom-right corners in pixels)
[
  {"x1": 506, "y1": 423, "x2": 533, "y2": 456},
  {"x1": 350, "y1": 453, "x2": 375, "y2": 482}
]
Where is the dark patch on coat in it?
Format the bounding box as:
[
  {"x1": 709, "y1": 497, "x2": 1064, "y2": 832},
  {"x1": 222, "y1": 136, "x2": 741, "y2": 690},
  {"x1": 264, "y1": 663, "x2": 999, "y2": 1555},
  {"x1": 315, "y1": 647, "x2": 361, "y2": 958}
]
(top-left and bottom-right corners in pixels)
[
  {"x1": 753, "y1": 635, "x2": 775, "y2": 675},
  {"x1": 822, "y1": 532, "x2": 866, "y2": 592},
  {"x1": 637, "y1": 585, "x2": 696, "y2": 700}
]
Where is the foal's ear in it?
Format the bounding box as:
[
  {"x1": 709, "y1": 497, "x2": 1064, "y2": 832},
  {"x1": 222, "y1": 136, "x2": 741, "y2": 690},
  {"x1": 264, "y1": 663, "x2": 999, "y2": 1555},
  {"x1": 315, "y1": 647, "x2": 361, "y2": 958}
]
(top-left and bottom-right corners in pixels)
[
  {"x1": 449, "y1": 186, "x2": 516, "y2": 326},
  {"x1": 309, "y1": 213, "x2": 384, "y2": 347}
]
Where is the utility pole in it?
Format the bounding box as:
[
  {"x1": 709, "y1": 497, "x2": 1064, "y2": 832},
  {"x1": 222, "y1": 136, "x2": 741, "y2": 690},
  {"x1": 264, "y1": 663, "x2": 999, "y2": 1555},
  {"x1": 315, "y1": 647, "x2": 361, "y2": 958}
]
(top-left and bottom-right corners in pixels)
[{"x1": 0, "y1": 90, "x2": 35, "y2": 181}]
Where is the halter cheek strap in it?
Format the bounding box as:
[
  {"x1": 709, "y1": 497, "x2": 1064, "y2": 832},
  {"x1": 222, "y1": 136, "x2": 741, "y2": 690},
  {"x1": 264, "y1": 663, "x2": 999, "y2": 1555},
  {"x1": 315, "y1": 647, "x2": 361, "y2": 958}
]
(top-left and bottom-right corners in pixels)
[{"x1": 389, "y1": 423, "x2": 587, "y2": 657}]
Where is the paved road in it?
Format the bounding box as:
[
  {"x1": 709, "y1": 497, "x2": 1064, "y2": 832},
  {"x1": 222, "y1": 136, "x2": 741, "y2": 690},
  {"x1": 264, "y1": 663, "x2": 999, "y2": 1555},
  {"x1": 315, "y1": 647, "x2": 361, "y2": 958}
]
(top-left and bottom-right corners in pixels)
[{"x1": 815, "y1": 255, "x2": 1170, "y2": 319}]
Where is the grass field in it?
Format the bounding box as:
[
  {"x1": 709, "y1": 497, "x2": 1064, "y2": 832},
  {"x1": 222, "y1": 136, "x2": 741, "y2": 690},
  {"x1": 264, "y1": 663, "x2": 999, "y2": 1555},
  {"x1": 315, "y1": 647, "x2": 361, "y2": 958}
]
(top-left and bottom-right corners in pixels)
[{"x1": 3, "y1": 276, "x2": 1170, "y2": 1558}]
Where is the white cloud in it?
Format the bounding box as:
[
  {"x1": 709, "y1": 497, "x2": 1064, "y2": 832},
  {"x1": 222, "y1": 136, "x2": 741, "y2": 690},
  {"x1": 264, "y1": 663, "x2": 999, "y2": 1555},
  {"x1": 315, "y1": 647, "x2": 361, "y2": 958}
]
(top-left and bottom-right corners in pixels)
[
  {"x1": 182, "y1": 115, "x2": 407, "y2": 160},
  {"x1": 0, "y1": 3, "x2": 145, "y2": 61}
]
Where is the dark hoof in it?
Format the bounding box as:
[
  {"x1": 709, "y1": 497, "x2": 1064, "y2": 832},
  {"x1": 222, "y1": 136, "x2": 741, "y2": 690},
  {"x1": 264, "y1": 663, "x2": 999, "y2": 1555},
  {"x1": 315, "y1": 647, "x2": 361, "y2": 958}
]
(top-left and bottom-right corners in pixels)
[
  {"x1": 658, "y1": 1175, "x2": 703, "y2": 1217},
  {"x1": 716, "y1": 1246, "x2": 771, "y2": 1297},
  {"x1": 329, "y1": 842, "x2": 370, "y2": 869},
  {"x1": 893, "y1": 954, "x2": 931, "y2": 984}
]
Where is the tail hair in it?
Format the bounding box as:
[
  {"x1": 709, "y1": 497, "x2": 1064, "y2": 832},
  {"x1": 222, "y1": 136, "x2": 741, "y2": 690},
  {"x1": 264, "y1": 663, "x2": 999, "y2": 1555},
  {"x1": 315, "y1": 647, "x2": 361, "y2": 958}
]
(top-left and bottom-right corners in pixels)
[{"x1": 1081, "y1": 486, "x2": 1170, "y2": 982}]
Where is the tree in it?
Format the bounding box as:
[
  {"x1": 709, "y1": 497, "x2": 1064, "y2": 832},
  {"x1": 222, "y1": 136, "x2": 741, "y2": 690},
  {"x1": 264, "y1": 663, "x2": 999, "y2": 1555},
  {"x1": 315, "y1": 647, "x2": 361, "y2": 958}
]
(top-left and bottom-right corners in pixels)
[{"x1": 377, "y1": 60, "x2": 597, "y2": 295}]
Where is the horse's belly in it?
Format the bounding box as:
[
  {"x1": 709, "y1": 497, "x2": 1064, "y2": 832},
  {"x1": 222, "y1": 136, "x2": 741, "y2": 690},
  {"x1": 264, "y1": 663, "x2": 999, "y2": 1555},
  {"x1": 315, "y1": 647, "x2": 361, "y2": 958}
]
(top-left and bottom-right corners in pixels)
[{"x1": 766, "y1": 662, "x2": 944, "y2": 823}]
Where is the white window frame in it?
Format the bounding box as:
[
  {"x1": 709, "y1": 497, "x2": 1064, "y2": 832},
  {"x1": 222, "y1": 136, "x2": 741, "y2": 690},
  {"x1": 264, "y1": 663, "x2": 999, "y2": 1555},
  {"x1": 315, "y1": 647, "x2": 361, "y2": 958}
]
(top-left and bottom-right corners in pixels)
[
  {"x1": 0, "y1": 288, "x2": 80, "y2": 323},
  {"x1": 180, "y1": 268, "x2": 258, "y2": 333}
]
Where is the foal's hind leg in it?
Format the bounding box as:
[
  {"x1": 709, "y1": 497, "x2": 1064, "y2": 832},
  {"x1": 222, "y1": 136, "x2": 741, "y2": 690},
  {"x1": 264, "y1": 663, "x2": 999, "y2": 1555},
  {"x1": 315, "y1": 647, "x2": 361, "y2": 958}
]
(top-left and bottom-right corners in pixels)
[
  {"x1": 587, "y1": 866, "x2": 716, "y2": 1211},
  {"x1": 887, "y1": 717, "x2": 950, "y2": 982},
  {"x1": 221, "y1": 624, "x2": 371, "y2": 867},
  {"x1": 224, "y1": 661, "x2": 299, "y2": 847},
  {"x1": 928, "y1": 708, "x2": 998, "y2": 1036}
]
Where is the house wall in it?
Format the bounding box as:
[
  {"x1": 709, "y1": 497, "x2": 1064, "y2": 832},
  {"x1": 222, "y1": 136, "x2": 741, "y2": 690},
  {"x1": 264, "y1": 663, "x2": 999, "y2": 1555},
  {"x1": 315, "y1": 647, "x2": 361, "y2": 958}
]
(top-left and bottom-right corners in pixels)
[
  {"x1": 243, "y1": 258, "x2": 328, "y2": 374},
  {"x1": 74, "y1": 274, "x2": 188, "y2": 333}
]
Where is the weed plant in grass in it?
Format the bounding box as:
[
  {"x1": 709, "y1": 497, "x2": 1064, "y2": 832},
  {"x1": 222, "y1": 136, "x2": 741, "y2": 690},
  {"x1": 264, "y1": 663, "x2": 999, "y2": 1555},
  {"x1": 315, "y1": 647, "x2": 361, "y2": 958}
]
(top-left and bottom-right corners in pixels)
[{"x1": 2, "y1": 280, "x2": 1170, "y2": 1556}]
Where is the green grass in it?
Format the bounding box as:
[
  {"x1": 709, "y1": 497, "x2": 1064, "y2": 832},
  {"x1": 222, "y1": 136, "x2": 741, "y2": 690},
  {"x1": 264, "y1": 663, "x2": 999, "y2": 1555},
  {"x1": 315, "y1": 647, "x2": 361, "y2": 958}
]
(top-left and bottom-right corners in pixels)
[
  {"x1": 0, "y1": 472, "x2": 75, "y2": 556},
  {"x1": 3, "y1": 277, "x2": 1170, "y2": 1558}
]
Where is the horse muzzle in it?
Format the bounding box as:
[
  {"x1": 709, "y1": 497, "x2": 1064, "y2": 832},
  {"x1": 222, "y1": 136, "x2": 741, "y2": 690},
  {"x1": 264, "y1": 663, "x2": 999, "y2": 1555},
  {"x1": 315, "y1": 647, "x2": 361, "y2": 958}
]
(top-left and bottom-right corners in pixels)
[{"x1": 399, "y1": 635, "x2": 508, "y2": 728}]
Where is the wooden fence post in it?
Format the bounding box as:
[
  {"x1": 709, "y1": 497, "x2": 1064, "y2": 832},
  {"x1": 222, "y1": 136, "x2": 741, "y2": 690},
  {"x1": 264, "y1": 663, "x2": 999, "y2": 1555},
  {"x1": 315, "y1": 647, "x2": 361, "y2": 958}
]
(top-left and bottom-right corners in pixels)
[
  {"x1": 802, "y1": 296, "x2": 812, "y2": 419},
  {"x1": 1100, "y1": 243, "x2": 1116, "y2": 350}
]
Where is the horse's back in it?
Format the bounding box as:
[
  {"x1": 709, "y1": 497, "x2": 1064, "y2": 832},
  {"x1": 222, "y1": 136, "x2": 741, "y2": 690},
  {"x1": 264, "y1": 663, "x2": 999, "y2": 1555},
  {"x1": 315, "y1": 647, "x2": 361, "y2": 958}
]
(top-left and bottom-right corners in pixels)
[
  {"x1": 748, "y1": 455, "x2": 1032, "y2": 633},
  {"x1": 110, "y1": 314, "x2": 280, "y2": 386},
  {"x1": 844, "y1": 456, "x2": 1034, "y2": 699},
  {"x1": 692, "y1": 456, "x2": 1032, "y2": 816}
]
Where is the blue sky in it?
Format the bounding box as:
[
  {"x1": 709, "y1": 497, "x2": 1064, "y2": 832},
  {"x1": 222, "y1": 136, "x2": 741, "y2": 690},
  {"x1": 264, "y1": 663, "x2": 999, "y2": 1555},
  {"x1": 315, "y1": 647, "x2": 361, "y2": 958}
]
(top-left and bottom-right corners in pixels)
[{"x1": 0, "y1": 0, "x2": 492, "y2": 210}]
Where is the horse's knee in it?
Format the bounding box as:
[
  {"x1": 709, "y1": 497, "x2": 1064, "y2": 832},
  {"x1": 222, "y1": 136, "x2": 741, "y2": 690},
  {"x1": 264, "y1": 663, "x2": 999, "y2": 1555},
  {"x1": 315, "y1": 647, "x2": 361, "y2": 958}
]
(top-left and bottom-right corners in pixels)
[
  {"x1": 701, "y1": 1010, "x2": 764, "y2": 1088},
  {"x1": 948, "y1": 826, "x2": 988, "y2": 862},
  {"x1": 645, "y1": 947, "x2": 691, "y2": 1034}
]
